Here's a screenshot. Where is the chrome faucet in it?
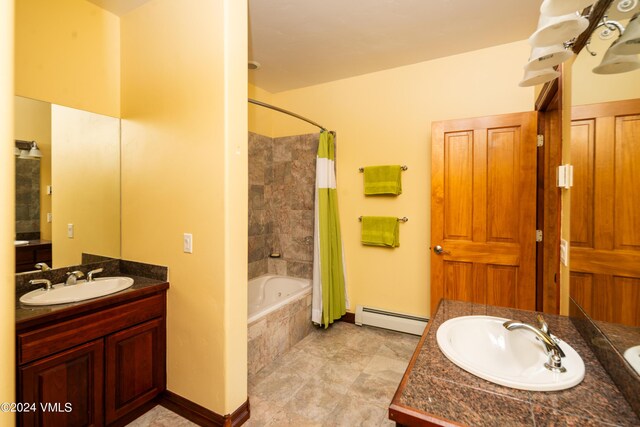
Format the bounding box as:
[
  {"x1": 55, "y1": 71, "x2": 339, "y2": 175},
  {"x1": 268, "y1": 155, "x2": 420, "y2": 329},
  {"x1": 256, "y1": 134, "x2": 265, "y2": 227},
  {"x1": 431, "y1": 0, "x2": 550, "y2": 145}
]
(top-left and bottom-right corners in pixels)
[
  {"x1": 34, "y1": 262, "x2": 51, "y2": 271},
  {"x1": 65, "y1": 270, "x2": 85, "y2": 286},
  {"x1": 29, "y1": 278, "x2": 52, "y2": 291},
  {"x1": 86, "y1": 268, "x2": 104, "y2": 282},
  {"x1": 503, "y1": 314, "x2": 566, "y2": 373}
]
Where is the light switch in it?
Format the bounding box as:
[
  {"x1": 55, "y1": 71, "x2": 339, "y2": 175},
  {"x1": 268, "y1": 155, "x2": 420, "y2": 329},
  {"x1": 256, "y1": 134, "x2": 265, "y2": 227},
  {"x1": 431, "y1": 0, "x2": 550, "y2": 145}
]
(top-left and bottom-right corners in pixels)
[
  {"x1": 67, "y1": 224, "x2": 74, "y2": 238},
  {"x1": 47, "y1": 213, "x2": 52, "y2": 223},
  {"x1": 183, "y1": 233, "x2": 193, "y2": 253}
]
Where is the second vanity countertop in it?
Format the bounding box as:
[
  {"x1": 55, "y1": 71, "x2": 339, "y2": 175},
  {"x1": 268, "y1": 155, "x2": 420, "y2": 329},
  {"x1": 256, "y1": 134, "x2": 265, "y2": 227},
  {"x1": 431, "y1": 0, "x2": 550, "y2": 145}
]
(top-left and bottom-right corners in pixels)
[{"x1": 390, "y1": 299, "x2": 640, "y2": 426}]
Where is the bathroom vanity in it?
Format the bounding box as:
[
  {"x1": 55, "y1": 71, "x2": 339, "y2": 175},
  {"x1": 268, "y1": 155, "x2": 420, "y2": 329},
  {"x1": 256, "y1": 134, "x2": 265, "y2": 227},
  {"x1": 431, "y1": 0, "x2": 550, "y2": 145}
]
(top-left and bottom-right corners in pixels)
[
  {"x1": 15, "y1": 262, "x2": 168, "y2": 427},
  {"x1": 389, "y1": 299, "x2": 640, "y2": 426},
  {"x1": 15, "y1": 240, "x2": 52, "y2": 273}
]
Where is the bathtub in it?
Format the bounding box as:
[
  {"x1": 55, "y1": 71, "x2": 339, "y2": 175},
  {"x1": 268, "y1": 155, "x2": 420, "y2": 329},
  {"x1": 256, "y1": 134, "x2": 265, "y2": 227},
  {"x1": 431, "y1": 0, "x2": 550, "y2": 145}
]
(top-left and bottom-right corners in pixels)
[
  {"x1": 248, "y1": 274, "x2": 312, "y2": 323},
  {"x1": 247, "y1": 274, "x2": 314, "y2": 376}
]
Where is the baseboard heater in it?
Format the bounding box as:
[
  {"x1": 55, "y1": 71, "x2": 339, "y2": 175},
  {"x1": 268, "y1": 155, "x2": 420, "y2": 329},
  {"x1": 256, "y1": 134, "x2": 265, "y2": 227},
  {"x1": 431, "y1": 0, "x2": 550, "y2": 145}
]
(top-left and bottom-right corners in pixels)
[{"x1": 355, "y1": 305, "x2": 428, "y2": 336}]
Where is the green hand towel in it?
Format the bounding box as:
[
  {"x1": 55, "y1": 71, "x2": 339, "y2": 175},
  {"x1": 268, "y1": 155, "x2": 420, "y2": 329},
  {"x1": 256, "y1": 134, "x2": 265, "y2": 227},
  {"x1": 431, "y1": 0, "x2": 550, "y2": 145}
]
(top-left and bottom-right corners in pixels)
[
  {"x1": 361, "y1": 216, "x2": 400, "y2": 248},
  {"x1": 363, "y1": 165, "x2": 402, "y2": 196}
]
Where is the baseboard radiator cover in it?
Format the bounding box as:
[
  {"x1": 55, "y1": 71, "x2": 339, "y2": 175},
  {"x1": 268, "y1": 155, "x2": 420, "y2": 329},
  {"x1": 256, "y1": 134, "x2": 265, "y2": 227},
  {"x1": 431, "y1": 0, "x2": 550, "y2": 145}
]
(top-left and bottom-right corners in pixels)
[{"x1": 355, "y1": 305, "x2": 428, "y2": 336}]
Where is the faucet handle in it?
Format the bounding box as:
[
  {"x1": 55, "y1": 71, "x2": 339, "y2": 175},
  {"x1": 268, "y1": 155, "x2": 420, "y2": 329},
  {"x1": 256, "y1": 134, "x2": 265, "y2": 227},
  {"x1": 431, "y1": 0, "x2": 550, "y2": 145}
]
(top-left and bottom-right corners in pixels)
[
  {"x1": 29, "y1": 278, "x2": 52, "y2": 291},
  {"x1": 536, "y1": 314, "x2": 549, "y2": 334},
  {"x1": 35, "y1": 262, "x2": 51, "y2": 271},
  {"x1": 87, "y1": 268, "x2": 104, "y2": 282}
]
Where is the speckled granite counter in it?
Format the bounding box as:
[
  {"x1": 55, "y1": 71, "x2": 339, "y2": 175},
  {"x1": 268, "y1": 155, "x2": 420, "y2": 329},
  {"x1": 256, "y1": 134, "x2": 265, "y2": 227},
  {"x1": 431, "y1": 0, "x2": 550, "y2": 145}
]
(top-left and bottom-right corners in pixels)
[
  {"x1": 389, "y1": 300, "x2": 640, "y2": 426},
  {"x1": 16, "y1": 258, "x2": 169, "y2": 330}
]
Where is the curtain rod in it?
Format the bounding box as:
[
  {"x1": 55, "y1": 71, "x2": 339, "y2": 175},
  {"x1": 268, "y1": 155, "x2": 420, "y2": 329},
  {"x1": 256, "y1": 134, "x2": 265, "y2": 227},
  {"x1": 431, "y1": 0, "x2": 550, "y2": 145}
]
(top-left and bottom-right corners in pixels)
[{"x1": 248, "y1": 98, "x2": 327, "y2": 132}]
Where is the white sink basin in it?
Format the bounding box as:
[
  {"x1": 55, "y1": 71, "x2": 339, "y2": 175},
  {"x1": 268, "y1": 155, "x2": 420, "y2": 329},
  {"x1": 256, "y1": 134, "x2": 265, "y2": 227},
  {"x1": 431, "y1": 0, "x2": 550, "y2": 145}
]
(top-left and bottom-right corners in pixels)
[
  {"x1": 20, "y1": 277, "x2": 134, "y2": 306},
  {"x1": 14, "y1": 240, "x2": 29, "y2": 246},
  {"x1": 624, "y1": 345, "x2": 640, "y2": 375},
  {"x1": 436, "y1": 315, "x2": 585, "y2": 391}
]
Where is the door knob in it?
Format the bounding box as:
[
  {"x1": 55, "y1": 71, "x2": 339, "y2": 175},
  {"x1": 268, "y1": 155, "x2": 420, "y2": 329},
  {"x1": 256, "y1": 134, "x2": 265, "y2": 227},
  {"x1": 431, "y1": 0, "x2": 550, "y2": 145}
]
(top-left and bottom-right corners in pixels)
[{"x1": 433, "y1": 245, "x2": 450, "y2": 255}]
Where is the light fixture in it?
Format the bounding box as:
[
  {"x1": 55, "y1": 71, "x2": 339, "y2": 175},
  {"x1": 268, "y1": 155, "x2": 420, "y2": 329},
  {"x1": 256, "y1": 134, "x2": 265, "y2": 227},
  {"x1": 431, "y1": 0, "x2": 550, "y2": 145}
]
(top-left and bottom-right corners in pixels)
[
  {"x1": 14, "y1": 139, "x2": 41, "y2": 160},
  {"x1": 525, "y1": 45, "x2": 574, "y2": 71},
  {"x1": 540, "y1": 0, "x2": 594, "y2": 17},
  {"x1": 248, "y1": 61, "x2": 261, "y2": 70},
  {"x1": 28, "y1": 141, "x2": 42, "y2": 158},
  {"x1": 519, "y1": 68, "x2": 561, "y2": 87},
  {"x1": 593, "y1": 48, "x2": 640, "y2": 73},
  {"x1": 529, "y1": 13, "x2": 589, "y2": 47},
  {"x1": 609, "y1": 13, "x2": 640, "y2": 55}
]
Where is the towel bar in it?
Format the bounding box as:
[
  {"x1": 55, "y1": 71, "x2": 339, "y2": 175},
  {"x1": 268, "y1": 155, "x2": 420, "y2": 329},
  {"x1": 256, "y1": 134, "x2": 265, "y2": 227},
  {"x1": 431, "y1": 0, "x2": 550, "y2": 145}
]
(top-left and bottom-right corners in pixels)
[
  {"x1": 359, "y1": 216, "x2": 408, "y2": 223},
  {"x1": 359, "y1": 165, "x2": 408, "y2": 172}
]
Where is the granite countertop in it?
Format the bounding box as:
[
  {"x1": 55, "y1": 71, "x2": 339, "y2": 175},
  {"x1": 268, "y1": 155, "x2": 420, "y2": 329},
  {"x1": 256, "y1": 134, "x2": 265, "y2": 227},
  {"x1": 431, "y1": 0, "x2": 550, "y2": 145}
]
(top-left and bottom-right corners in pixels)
[
  {"x1": 15, "y1": 239, "x2": 51, "y2": 247},
  {"x1": 15, "y1": 258, "x2": 169, "y2": 330},
  {"x1": 390, "y1": 299, "x2": 640, "y2": 426}
]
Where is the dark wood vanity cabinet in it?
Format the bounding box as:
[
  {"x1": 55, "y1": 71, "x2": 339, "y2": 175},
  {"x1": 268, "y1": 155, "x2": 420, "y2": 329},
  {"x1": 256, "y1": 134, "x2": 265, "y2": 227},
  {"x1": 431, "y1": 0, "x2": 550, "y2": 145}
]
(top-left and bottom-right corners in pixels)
[
  {"x1": 17, "y1": 289, "x2": 167, "y2": 427},
  {"x1": 15, "y1": 241, "x2": 52, "y2": 273},
  {"x1": 19, "y1": 340, "x2": 104, "y2": 427}
]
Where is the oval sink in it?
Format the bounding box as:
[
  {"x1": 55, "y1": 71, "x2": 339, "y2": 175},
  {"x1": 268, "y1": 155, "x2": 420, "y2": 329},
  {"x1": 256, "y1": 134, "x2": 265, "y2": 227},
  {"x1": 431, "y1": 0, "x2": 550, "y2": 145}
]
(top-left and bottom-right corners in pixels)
[
  {"x1": 436, "y1": 315, "x2": 584, "y2": 391},
  {"x1": 20, "y1": 277, "x2": 134, "y2": 306},
  {"x1": 14, "y1": 240, "x2": 29, "y2": 246}
]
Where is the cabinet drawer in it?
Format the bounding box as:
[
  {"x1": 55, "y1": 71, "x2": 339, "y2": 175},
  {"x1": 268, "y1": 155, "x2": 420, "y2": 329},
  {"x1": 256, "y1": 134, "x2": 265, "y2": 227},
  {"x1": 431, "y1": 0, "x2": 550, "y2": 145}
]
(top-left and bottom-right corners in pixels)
[
  {"x1": 18, "y1": 293, "x2": 164, "y2": 365},
  {"x1": 16, "y1": 247, "x2": 35, "y2": 265}
]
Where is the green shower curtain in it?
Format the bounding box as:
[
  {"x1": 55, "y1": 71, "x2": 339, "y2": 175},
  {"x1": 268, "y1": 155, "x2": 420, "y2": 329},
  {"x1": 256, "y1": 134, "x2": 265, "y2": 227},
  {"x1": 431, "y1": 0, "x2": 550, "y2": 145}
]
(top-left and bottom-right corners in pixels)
[{"x1": 312, "y1": 130, "x2": 348, "y2": 328}]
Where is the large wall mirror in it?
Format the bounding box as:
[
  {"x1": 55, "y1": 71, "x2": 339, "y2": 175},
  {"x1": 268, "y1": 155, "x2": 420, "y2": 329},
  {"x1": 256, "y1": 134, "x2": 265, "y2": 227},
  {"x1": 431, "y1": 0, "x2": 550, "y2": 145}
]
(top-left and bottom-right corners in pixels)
[
  {"x1": 14, "y1": 96, "x2": 121, "y2": 270},
  {"x1": 569, "y1": 5, "x2": 640, "y2": 375}
]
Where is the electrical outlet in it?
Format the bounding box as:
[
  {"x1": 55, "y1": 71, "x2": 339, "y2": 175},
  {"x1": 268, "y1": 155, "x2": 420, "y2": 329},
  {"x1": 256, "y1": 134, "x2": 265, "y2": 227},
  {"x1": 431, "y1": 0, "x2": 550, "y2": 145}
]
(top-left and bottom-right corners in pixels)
[
  {"x1": 47, "y1": 213, "x2": 52, "y2": 223},
  {"x1": 183, "y1": 233, "x2": 193, "y2": 253},
  {"x1": 67, "y1": 224, "x2": 74, "y2": 238}
]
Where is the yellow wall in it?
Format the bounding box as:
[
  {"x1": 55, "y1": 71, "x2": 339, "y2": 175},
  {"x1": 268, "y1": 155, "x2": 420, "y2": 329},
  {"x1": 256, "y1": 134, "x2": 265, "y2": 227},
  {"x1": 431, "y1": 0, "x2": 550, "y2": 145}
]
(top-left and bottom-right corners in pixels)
[
  {"x1": 248, "y1": 83, "x2": 275, "y2": 137},
  {"x1": 121, "y1": 0, "x2": 247, "y2": 414},
  {"x1": 1, "y1": 0, "x2": 15, "y2": 424},
  {"x1": 14, "y1": 96, "x2": 52, "y2": 240},
  {"x1": 572, "y1": 28, "x2": 640, "y2": 106},
  {"x1": 250, "y1": 40, "x2": 534, "y2": 318},
  {"x1": 15, "y1": 0, "x2": 120, "y2": 117},
  {"x1": 51, "y1": 104, "x2": 120, "y2": 267}
]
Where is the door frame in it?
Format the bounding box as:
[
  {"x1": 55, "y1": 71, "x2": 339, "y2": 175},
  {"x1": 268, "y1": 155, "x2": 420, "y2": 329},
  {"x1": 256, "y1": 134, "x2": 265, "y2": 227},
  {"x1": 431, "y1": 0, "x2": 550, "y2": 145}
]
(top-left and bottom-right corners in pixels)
[{"x1": 535, "y1": 67, "x2": 564, "y2": 314}]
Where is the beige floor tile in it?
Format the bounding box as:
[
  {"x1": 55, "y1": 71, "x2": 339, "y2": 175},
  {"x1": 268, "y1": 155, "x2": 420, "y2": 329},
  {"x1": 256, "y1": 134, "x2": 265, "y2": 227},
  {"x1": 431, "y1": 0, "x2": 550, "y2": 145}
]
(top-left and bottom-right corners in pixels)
[
  {"x1": 376, "y1": 334, "x2": 420, "y2": 360},
  {"x1": 251, "y1": 370, "x2": 308, "y2": 405},
  {"x1": 265, "y1": 408, "x2": 324, "y2": 427},
  {"x1": 346, "y1": 372, "x2": 399, "y2": 406},
  {"x1": 283, "y1": 380, "x2": 347, "y2": 422},
  {"x1": 362, "y1": 354, "x2": 410, "y2": 383},
  {"x1": 327, "y1": 395, "x2": 389, "y2": 427},
  {"x1": 126, "y1": 405, "x2": 197, "y2": 427}
]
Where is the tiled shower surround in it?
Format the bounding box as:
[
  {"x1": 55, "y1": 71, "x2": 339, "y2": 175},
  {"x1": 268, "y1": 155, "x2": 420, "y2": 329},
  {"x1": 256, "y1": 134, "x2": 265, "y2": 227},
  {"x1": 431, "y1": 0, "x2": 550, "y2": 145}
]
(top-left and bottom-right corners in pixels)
[{"x1": 248, "y1": 132, "x2": 320, "y2": 280}]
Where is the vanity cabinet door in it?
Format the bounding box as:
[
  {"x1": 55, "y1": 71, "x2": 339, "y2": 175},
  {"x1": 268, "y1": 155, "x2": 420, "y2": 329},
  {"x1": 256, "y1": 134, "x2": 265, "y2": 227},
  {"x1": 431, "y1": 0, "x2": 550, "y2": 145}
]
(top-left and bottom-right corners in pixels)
[
  {"x1": 104, "y1": 318, "x2": 165, "y2": 424},
  {"x1": 19, "y1": 339, "x2": 104, "y2": 427}
]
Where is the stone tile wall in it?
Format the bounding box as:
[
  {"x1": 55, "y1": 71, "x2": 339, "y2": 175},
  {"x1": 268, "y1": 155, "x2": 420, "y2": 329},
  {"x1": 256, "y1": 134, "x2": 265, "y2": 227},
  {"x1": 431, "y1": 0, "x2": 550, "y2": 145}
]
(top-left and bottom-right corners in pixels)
[
  {"x1": 248, "y1": 132, "x2": 319, "y2": 280},
  {"x1": 247, "y1": 292, "x2": 314, "y2": 376},
  {"x1": 15, "y1": 158, "x2": 40, "y2": 236}
]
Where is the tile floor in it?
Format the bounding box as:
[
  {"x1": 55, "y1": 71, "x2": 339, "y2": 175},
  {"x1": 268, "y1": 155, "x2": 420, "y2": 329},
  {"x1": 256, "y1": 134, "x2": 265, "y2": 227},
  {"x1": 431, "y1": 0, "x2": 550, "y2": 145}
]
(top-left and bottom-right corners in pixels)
[{"x1": 128, "y1": 321, "x2": 420, "y2": 426}]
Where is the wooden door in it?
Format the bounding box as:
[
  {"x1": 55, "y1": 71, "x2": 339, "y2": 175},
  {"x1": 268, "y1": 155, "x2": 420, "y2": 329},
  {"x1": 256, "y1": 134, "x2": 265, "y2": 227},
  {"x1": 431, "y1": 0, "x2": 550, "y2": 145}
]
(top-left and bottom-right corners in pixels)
[
  {"x1": 570, "y1": 99, "x2": 640, "y2": 327},
  {"x1": 19, "y1": 340, "x2": 104, "y2": 427},
  {"x1": 105, "y1": 318, "x2": 165, "y2": 424},
  {"x1": 431, "y1": 112, "x2": 537, "y2": 314}
]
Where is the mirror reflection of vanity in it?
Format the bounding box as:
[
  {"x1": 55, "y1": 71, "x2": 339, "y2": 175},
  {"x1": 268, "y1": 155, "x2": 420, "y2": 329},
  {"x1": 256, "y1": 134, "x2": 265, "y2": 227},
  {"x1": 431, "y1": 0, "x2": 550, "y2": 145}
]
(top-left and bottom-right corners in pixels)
[
  {"x1": 568, "y1": 8, "x2": 640, "y2": 378},
  {"x1": 14, "y1": 96, "x2": 121, "y2": 271}
]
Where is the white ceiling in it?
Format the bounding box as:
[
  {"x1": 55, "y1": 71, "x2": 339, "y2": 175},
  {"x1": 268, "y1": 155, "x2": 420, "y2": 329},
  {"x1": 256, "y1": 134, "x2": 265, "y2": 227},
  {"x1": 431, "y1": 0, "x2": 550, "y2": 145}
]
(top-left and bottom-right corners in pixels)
[
  {"x1": 249, "y1": 0, "x2": 544, "y2": 92},
  {"x1": 87, "y1": 0, "x2": 639, "y2": 93}
]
